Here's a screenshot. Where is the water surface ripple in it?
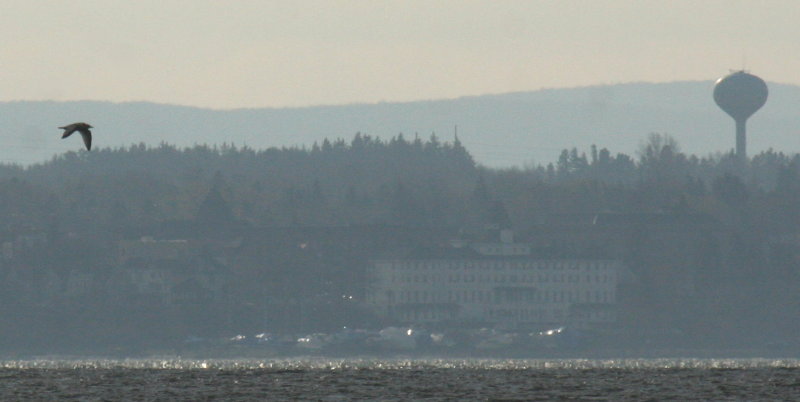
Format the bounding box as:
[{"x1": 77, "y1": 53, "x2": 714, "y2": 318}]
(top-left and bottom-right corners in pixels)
[{"x1": 1, "y1": 358, "x2": 797, "y2": 400}]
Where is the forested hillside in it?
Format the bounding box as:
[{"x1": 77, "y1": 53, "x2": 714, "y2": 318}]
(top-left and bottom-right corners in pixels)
[
  {"x1": 1, "y1": 133, "x2": 799, "y2": 353},
  {"x1": 1, "y1": 132, "x2": 798, "y2": 239}
]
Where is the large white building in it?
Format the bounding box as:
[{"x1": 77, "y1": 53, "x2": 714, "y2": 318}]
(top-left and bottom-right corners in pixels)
[{"x1": 365, "y1": 235, "x2": 621, "y2": 329}]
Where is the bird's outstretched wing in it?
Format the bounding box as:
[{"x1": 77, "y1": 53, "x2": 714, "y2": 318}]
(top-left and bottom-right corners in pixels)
[
  {"x1": 59, "y1": 124, "x2": 78, "y2": 139},
  {"x1": 78, "y1": 128, "x2": 92, "y2": 150}
]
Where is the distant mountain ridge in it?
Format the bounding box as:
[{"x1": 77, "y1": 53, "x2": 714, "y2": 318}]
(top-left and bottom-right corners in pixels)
[{"x1": 2, "y1": 80, "x2": 800, "y2": 167}]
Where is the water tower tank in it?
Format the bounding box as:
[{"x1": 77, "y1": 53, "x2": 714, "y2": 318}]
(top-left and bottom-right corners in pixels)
[{"x1": 713, "y1": 71, "x2": 768, "y2": 162}]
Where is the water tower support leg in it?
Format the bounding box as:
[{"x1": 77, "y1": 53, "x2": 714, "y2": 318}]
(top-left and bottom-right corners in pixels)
[{"x1": 736, "y1": 118, "x2": 747, "y2": 165}]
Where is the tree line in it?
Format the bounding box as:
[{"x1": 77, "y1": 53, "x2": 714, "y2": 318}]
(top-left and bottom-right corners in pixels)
[{"x1": 0, "y1": 132, "x2": 799, "y2": 241}]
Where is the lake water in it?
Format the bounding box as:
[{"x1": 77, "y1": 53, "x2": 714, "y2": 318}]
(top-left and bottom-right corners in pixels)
[{"x1": 1, "y1": 358, "x2": 798, "y2": 400}]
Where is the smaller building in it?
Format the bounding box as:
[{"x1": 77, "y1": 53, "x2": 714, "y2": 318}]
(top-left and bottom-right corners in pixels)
[
  {"x1": 118, "y1": 236, "x2": 200, "y2": 263},
  {"x1": 113, "y1": 236, "x2": 228, "y2": 306},
  {"x1": 1, "y1": 232, "x2": 48, "y2": 260},
  {"x1": 468, "y1": 229, "x2": 531, "y2": 256}
]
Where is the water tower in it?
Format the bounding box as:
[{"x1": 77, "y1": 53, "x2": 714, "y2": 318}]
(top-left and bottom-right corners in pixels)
[{"x1": 713, "y1": 70, "x2": 768, "y2": 163}]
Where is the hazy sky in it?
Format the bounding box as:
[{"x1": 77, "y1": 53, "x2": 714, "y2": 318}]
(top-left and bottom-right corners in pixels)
[{"x1": 1, "y1": 1, "x2": 798, "y2": 109}]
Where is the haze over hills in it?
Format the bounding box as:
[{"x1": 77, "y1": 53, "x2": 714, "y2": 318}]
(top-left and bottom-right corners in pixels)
[{"x1": 2, "y1": 80, "x2": 800, "y2": 167}]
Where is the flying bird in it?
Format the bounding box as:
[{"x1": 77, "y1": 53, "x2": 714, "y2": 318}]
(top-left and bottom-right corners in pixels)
[{"x1": 59, "y1": 122, "x2": 93, "y2": 150}]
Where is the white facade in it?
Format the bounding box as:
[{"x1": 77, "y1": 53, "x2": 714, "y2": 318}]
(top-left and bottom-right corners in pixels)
[{"x1": 365, "y1": 258, "x2": 620, "y2": 329}]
